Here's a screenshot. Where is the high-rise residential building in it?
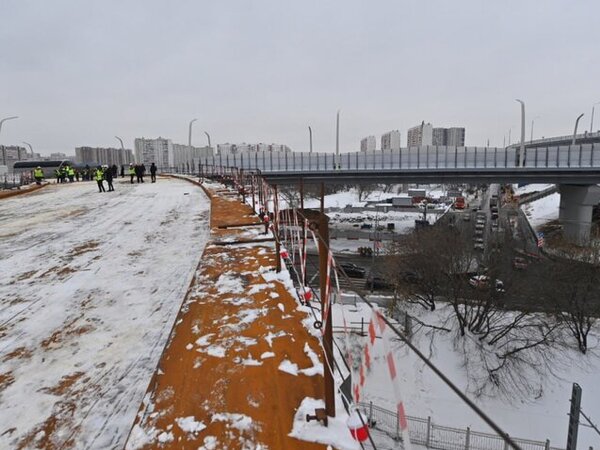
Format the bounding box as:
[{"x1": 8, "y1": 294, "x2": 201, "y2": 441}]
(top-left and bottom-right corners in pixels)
[
  {"x1": 407, "y1": 122, "x2": 433, "y2": 147},
  {"x1": 217, "y1": 143, "x2": 292, "y2": 155},
  {"x1": 432, "y1": 128, "x2": 447, "y2": 146},
  {"x1": 446, "y1": 127, "x2": 466, "y2": 146},
  {"x1": 1, "y1": 145, "x2": 29, "y2": 171},
  {"x1": 171, "y1": 143, "x2": 213, "y2": 170},
  {"x1": 75, "y1": 147, "x2": 134, "y2": 166},
  {"x1": 134, "y1": 137, "x2": 214, "y2": 171},
  {"x1": 360, "y1": 136, "x2": 377, "y2": 152},
  {"x1": 409, "y1": 123, "x2": 466, "y2": 147},
  {"x1": 134, "y1": 137, "x2": 173, "y2": 170},
  {"x1": 381, "y1": 130, "x2": 401, "y2": 151},
  {"x1": 431, "y1": 127, "x2": 466, "y2": 146}
]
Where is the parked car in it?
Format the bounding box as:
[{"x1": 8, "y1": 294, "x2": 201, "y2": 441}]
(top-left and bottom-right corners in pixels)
[
  {"x1": 512, "y1": 257, "x2": 528, "y2": 270},
  {"x1": 491, "y1": 221, "x2": 499, "y2": 229},
  {"x1": 475, "y1": 223, "x2": 485, "y2": 231},
  {"x1": 360, "y1": 223, "x2": 373, "y2": 229},
  {"x1": 474, "y1": 243, "x2": 485, "y2": 251},
  {"x1": 365, "y1": 274, "x2": 391, "y2": 290},
  {"x1": 474, "y1": 237, "x2": 484, "y2": 244},
  {"x1": 463, "y1": 214, "x2": 471, "y2": 222},
  {"x1": 469, "y1": 275, "x2": 505, "y2": 292},
  {"x1": 339, "y1": 262, "x2": 366, "y2": 278}
]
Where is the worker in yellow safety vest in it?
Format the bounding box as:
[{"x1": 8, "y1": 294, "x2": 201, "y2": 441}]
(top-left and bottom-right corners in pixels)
[
  {"x1": 128, "y1": 164, "x2": 135, "y2": 184},
  {"x1": 95, "y1": 166, "x2": 106, "y2": 193},
  {"x1": 67, "y1": 165, "x2": 75, "y2": 182},
  {"x1": 33, "y1": 167, "x2": 44, "y2": 185}
]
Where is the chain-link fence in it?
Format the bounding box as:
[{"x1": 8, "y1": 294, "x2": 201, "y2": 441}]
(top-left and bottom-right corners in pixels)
[{"x1": 358, "y1": 402, "x2": 568, "y2": 450}]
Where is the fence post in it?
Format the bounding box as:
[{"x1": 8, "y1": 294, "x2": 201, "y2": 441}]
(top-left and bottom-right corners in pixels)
[
  {"x1": 396, "y1": 406, "x2": 400, "y2": 440},
  {"x1": 426, "y1": 416, "x2": 431, "y2": 448},
  {"x1": 465, "y1": 427, "x2": 470, "y2": 450}
]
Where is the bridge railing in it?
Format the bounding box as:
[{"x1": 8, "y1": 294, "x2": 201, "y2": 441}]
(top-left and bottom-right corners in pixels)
[{"x1": 201, "y1": 144, "x2": 600, "y2": 173}]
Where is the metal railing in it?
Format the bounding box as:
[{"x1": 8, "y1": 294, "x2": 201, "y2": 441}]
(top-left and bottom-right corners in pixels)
[
  {"x1": 1, "y1": 173, "x2": 31, "y2": 190},
  {"x1": 358, "y1": 402, "x2": 567, "y2": 450},
  {"x1": 197, "y1": 144, "x2": 600, "y2": 173}
]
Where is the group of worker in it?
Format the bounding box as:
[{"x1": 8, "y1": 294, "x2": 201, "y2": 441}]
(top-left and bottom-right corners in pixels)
[
  {"x1": 127, "y1": 163, "x2": 157, "y2": 184},
  {"x1": 31, "y1": 162, "x2": 158, "y2": 190}
]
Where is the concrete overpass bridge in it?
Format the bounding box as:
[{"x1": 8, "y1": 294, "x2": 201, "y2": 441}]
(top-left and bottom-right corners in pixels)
[{"x1": 201, "y1": 143, "x2": 600, "y2": 243}]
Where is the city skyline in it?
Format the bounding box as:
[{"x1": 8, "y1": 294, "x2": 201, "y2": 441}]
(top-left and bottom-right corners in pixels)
[{"x1": 1, "y1": 1, "x2": 599, "y2": 155}]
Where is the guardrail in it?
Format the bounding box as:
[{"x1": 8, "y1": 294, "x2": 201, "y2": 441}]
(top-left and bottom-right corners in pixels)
[{"x1": 358, "y1": 401, "x2": 567, "y2": 450}]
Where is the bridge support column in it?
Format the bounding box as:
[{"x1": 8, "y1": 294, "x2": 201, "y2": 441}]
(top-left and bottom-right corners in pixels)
[{"x1": 558, "y1": 184, "x2": 600, "y2": 244}]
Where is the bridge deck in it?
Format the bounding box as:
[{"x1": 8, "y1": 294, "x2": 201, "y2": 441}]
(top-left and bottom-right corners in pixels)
[{"x1": 126, "y1": 180, "x2": 326, "y2": 450}]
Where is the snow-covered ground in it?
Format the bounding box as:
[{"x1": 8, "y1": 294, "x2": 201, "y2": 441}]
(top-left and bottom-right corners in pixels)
[
  {"x1": 514, "y1": 183, "x2": 554, "y2": 196},
  {"x1": 333, "y1": 302, "x2": 600, "y2": 449},
  {"x1": 522, "y1": 192, "x2": 561, "y2": 230},
  {"x1": 0, "y1": 178, "x2": 210, "y2": 449}
]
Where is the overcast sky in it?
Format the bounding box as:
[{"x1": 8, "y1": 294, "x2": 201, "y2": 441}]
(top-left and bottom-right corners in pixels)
[{"x1": 1, "y1": 0, "x2": 599, "y2": 155}]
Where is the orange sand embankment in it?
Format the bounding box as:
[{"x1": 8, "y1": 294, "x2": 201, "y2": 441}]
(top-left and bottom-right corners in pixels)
[{"x1": 127, "y1": 179, "x2": 326, "y2": 449}]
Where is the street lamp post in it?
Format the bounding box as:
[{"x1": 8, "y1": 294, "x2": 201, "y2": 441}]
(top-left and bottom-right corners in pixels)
[
  {"x1": 516, "y1": 99, "x2": 526, "y2": 167},
  {"x1": 22, "y1": 141, "x2": 34, "y2": 157},
  {"x1": 335, "y1": 110, "x2": 340, "y2": 168},
  {"x1": 188, "y1": 119, "x2": 197, "y2": 173},
  {"x1": 204, "y1": 131, "x2": 211, "y2": 148},
  {"x1": 115, "y1": 136, "x2": 125, "y2": 150},
  {"x1": 572, "y1": 113, "x2": 585, "y2": 145},
  {"x1": 530, "y1": 116, "x2": 540, "y2": 143},
  {"x1": 308, "y1": 126, "x2": 313, "y2": 153},
  {"x1": 590, "y1": 102, "x2": 600, "y2": 133},
  {"x1": 0, "y1": 116, "x2": 18, "y2": 167},
  {"x1": 0, "y1": 116, "x2": 18, "y2": 137}
]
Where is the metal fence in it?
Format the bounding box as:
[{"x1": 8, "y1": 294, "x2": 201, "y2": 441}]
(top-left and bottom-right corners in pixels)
[
  {"x1": 1, "y1": 173, "x2": 31, "y2": 190},
  {"x1": 358, "y1": 402, "x2": 568, "y2": 450},
  {"x1": 198, "y1": 144, "x2": 600, "y2": 173}
]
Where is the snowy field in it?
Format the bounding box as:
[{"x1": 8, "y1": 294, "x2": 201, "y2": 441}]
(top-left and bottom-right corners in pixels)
[
  {"x1": 0, "y1": 178, "x2": 210, "y2": 449},
  {"x1": 333, "y1": 302, "x2": 600, "y2": 449}
]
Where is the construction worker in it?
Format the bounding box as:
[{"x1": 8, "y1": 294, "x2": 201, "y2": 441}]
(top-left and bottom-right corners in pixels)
[
  {"x1": 67, "y1": 165, "x2": 75, "y2": 182},
  {"x1": 150, "y1": 163, "x2": 157, "y2": 183},
  {"x1": 95, "y1": 166, "x2": 106, "y2": 193},
  {"x1": 33, "y1": 166, "x2": 44, "y2": 185},
  {"x1": 54, "y1": 168, "x2": 61, "y2": 184},
  {"x1": 104, "y1": 165, "x2": 114, "y2": 192},
  {"x1": 128, "y1": 164, "x2": 135, "y2": 184}
]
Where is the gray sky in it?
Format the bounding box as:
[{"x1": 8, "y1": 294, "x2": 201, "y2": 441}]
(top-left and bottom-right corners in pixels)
[{"x1": 1, "y1": 0, "x2": 599, "y2": 155}]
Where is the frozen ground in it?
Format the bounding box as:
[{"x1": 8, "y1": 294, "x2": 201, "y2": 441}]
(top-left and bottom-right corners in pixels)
[
  {"x1": 522, "y1": 192, "x2": 560, "y2": 230},
  {"x1": 333, "y1": 302, "x2": 600, "y2": 449},
  {"x1": 0, "y1": 178, "x2": 210, "y2": 449}
]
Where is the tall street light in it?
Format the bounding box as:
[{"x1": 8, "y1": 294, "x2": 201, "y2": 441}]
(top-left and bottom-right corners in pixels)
[
  {"x1": 188, "y1": 119, "x2": 197, "y2": 173},
  {"x1": 516, "y1": 99, "x2": 525, "y2": 167},
  {"x1": 335, "y1": 110, "x2": 340, "y2": 167},
  {"x1": 22, "y1": 141, "x2": 34, "y2": 156},
  {"x1": 0, "y1": 116, "x2": 19, "y2": 137},
  {"x1": 572, "y1": 113, "x2": 585, "y2": 145},
  {"x1": 204, "y1": 131, "x2": 211, "y2": 148},
  {"x1": 115, "y1": 136, "x2": 125, "y2": 150},
  {"x1": 308, "y1": 126, "x2": 313, "y2": 153},
  {"x1": 590, "y1": 102, "x2": 600, "y2": 133},
  {"x1": 530, "y1": 116, "x2": 540, "y2": 143}
]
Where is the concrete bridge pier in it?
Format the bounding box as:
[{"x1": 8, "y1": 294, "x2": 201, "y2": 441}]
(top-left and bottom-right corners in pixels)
[{"x1": 558, "y1": 184, "x2": 600, "y2": 244}]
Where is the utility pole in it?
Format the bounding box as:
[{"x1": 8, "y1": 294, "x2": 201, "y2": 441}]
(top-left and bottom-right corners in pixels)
[
  {"x1": 308, "y1": 126, "x2": 313, "y2": 153},
  {"x1": 566, "y1": 383, "x2": 582, "y2": 450},
  {"x1": 22, "y1": 141, "x2": 34, "y2": 157},
  {"x1": 318, "y1": 182, "x2": 335, "y2": 418}
]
